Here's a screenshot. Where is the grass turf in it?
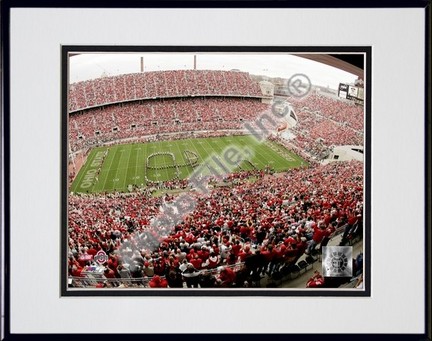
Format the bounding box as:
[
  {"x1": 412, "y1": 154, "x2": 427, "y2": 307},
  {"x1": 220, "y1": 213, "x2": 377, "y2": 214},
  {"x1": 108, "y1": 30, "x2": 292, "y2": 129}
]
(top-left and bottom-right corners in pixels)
[{"x1": 70, "y1": 135, "x2": 307, "y2": 194}]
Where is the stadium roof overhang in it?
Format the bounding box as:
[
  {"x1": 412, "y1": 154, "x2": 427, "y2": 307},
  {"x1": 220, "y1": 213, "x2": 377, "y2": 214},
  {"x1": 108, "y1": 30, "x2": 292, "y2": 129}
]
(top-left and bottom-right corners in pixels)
[{"x1": 298, "y1": 54, "x2": 364, "y2": 78}]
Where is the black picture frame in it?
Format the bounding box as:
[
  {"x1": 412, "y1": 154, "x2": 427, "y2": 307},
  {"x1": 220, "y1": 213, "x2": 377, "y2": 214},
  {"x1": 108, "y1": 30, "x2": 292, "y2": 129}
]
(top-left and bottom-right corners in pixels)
[{"x1": 1, "y1": 0, "x2": 430, "y2": 339}]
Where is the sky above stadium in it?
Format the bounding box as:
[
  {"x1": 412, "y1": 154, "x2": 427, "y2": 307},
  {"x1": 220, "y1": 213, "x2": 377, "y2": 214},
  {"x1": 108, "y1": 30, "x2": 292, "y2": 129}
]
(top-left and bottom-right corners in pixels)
[{"x1": 69, "y1": 53, "x2": 359, "y2": 89}]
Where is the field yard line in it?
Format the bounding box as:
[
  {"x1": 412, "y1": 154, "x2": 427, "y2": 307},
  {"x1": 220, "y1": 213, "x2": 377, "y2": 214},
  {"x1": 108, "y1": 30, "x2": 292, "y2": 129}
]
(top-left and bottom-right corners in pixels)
[
  {"x1": 187, "y1": 138, "x2": 203, "y2": 161},
  {"x1": 148, "y1": 140, "x2": 167, "y2": 182},
  {"x1": 250, "y1": 143, "x2": 272, "y2": 166},
  {"x1": 143, "y1": 141, "x2": 149, "y2": 181},
  {"x1": 187, "y1": 138, "x2": 211, "y2": 178},
  {"x1": 258, "y1": 144, "x2": 288, "y2": 162},
  {"x1": 166, "y1": 140, "x2": 176, "y2": 181},
  {"x1": 241, "y1": 136, "x2": 277, "y2": 168},
  {"x1": 259, "y1": 140, "x2": 300, "y2": 170},
  {"x1": 137, "y1": 144, "x2": 147, "y2": 186},
  {"x1": 193, "y1": 138, "x2": 214, "y2": 164},
  {"x1": 242, "y1": 136, "x2": 283, "y2": 170},
  {"x1": 159, "y1": 140, "x2": 170, "y2": 181},
  {"x1": 203, "y1": 137, "x2": 236, "y2": 176},
  {"x1": 127, "y1": 147, "x2": 139, "y2": 185},
  {"x1": 173, "y1": 139, "x2": 187, "y2": 179},
  {"x1": 91, "y1": 148, "x2": 111, "y2": 192},
  {"x1": 173, "y1": 139, "x2": 184, "y2": 164},
  {"x1": 266, "y1": 141, "x2": 299, "y2": 165},
  {"x1": 70, "y1": 149, "x2": 96, "y2": 192},
  {"x1": 267, "y1": 140, "x2": 295, "y2": 161},
  {"x1": 197, "y1": 136, "x2": 228, "y2": 174},
  {"x1": 114, "y1": 147, "x2": 131, "y2": 191},
  {"x1": 134, "y1": 147, "x2": 140, "y2": 184},
  {"x1": 209, "y1": 136, "x2": 247, "y2": 173},
  {"x1": 187, "y1": 138, "x2": 209, "y2": 178},
  {"x1": 202, "y1": 137, "x2": 221, "y2": 159},
  {"x1": 98, "y1": 164, "x2": 130, "y2": 173},
  {"x1": 231, "y1": 136, "x2": 253, "y2": 171},
  {"x1": 168, "y1": 140, "x2": 181, "y2": 182},
  {"x1": 102, "y1": 147, "x2": 119, "y2": 191},
  {"x1": 121, "y1": 146, "x2": 133, "y2": 189}
]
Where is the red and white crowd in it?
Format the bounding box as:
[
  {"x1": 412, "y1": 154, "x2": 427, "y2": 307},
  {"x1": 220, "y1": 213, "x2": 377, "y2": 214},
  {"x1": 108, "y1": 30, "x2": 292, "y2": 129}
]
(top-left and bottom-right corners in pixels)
[
  {"x1": 69, "y1": 70, "x2": 263, "y2": 112},
  {"x1": 69, "y1": 96, "x2": 364, "y2": 156},
  {"x1": 288, "y1": 93, "x2": 364, "y2": 131},
  {"x1": 281, "y1": 93, "x2": 364, "y2": 159},
  {"x1": 69, "y1": 97, "x2": 269, "y2": 152},
  {"x1": 67, "y1": 72, "x2": 365, "y2": 288},
  {"x1": 68, "y1": 160, "x2": 363, "y2": 288}
]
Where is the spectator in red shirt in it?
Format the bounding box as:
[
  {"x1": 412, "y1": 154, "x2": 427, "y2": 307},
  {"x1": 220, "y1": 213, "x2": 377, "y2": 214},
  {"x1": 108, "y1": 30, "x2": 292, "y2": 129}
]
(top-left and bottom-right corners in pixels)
[
  {"x1": 238, "y1": 245, "x2": 252, "y2": 262},
  {"x1": 190, "y1": 254, "x2": 203, "y2": 270},
  {"x1": 306, "y1": 270, "x2": 325, "y2": 288},
  {"x1": 268, "y1": 243, "x2": 285, "y2": 276},
  {"x1": 320, "y1": 222, "x2": 337, "y2": 251},
  {"x1": 149, "y1": 275, "x2": 168, "y2": 288},
  {"x1": 204, "y1": 252, "x2": 220, "y2": 269},
  {"x1": 218, "y1": 267, "x2": 236, "y2": 287},
  {"x1": 231, "y1": 240, "x2": 242, "y2": 257},
  {"x1": 70, "y1": 265, "x2": 83, "y2": 277},
  {"x1": 305, "y1": 222, "x2": 327, "y2": 254}
]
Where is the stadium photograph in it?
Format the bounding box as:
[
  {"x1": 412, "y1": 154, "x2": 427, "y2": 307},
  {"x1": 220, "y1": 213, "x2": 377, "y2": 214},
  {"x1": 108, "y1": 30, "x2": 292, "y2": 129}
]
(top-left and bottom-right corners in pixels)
[{"x1": 64, "y1": 49, "x2": 368, "y2": 294}]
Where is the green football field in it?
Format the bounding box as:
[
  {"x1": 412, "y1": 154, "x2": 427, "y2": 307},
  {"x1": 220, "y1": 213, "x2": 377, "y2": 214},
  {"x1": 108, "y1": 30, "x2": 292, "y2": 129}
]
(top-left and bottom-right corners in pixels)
[{"x1": 70, "y1": 135, "x2": 307, "y2": 193}]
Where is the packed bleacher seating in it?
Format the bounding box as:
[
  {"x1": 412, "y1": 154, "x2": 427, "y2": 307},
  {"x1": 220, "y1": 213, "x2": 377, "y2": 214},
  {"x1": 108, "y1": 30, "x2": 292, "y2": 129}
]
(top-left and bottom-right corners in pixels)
[
  {"x1": 69, "y1": 97, "x2": 269, "y2": 152},
  {"x1": 287, "y1": 93, "x2": 364, "y2": 132},
  {"x1": 280, "y1": 93, "x2": 363, "y2": 159},
  {"x1": 69, "y1": 96, "x2": 364, "y2": 157},
  {"x1": 68, "y1": 160, "x2": 363, "y2": 288},
  {"x1": 69, "y1": 73, "x2": 364, "y2": 161},
  {"x1": 69, "y1": 70, "x2": 264, "y2": 112},
  {"x1": 68, "y1": 71, "x2": 365, "y2": 289},
  {"x1": 289, "y1": 110, "x2": 363, "y2": 157}
]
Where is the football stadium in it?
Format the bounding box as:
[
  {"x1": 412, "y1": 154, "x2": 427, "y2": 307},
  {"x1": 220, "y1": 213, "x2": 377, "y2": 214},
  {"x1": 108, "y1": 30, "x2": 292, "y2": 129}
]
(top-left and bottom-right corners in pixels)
[{"x1": 67, "y1": 53, "x2": 365, "y2": 290}]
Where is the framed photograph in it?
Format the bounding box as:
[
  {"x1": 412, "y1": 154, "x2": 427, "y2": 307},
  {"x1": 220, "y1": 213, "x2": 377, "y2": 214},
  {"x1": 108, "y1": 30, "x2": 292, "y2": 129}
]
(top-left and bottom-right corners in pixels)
[
  {"x1": 1, "y1": 0, "x2": 430, "y2": 338},
  {"x1": 62, "y1": 46, "x2": 370, "y2": 297}
]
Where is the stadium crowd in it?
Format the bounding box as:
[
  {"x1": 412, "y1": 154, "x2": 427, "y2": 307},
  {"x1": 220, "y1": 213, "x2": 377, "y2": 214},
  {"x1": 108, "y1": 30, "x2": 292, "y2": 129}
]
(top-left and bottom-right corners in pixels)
[
  {"x1": 274, "y1": 93, "x2": 364, "y2": 160},
  {"x1": 289, "y1": 110, "x2": 363, "y2": 159},
  {"x1": 69, "y1": 97, "x2": 269, "y2": 152},
  {"x1": 68, "y1": 160, "x2": 363, "y2": 288},
  {"x1": 69, "y1": 70, "x2": 263, "y2": 112},
  {"x1": 67, "y1": 71, "x2": 365, "y2": 289},
  {"x1": 69, "y1": 97, "x2": 364, "y2": 157},
  {"x1": 288, "y1": 93, "x2": 364, "y2": 131}
]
